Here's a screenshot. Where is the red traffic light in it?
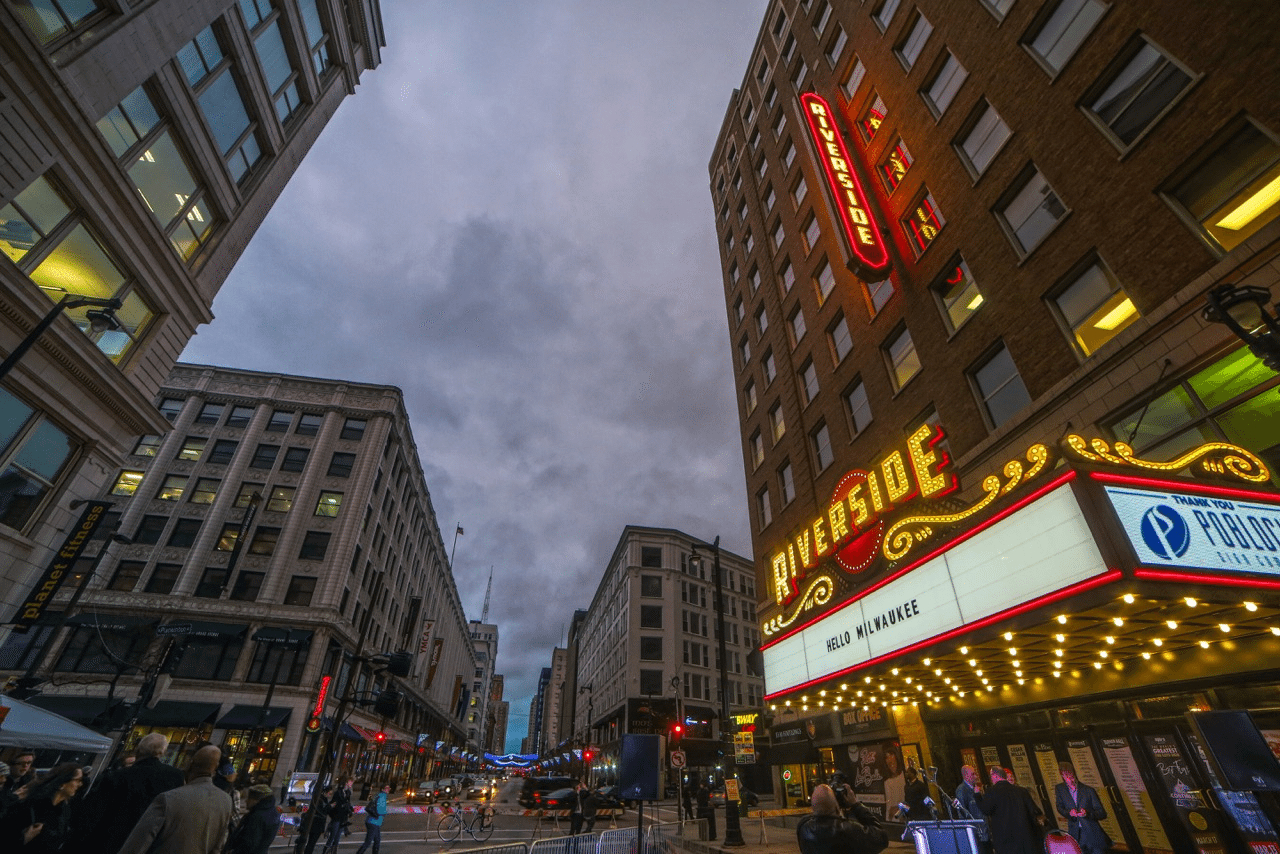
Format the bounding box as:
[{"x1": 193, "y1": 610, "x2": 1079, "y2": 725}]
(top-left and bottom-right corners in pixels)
[
  {"x1": 584, "y1": 750, "x2": 594, "y2": 762},
  {"x1": 672, "y1": 723, "x2": 683, "y2": 736},
  {"x1": 375, "y1": 731, "x2": 386, "y2": 743}
]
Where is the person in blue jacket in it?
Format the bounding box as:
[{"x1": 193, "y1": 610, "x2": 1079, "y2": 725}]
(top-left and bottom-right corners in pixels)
[{"x1": 355, "y1": 784, "x2": 390, "y2": 854}]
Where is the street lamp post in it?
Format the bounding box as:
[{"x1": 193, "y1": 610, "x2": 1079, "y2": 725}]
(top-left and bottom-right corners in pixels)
[
  {"x1": 0, "y1": 294, "x2": 124, "y2": 382},
  {"x1": 1203, "y1": 283, "x2": 1280, "y2": 371},
  {"x1": 692, "y1": 537, "x2": 745, "y2": 847}
]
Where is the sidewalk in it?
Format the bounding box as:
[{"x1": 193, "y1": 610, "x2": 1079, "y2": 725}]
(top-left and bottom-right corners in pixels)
[{"x1": 680, "y1": 814, "x2": 915, "y2": 854}]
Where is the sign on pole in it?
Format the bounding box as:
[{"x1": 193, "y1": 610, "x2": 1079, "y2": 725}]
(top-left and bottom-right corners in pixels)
[
  {"x1": 734, "y1": 731, "x2": 756, "y2": 764},
  {"x1": 670, "y1": 750, "x2": 687, "y2": 768}
]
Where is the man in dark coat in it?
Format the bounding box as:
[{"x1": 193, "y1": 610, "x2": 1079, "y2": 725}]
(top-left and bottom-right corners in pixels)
[
  {"x1": 977, "y1": 766, "x2": 1042, "y2": 854},
  {"x1": 954, "y1": 765, "x2": 992, "y2": 854},
  {"x1": 227, "y1": 784, "x2": 281, "y2": 854},
  {"x1": 77, "y1": 732, "x2": 186, "y2": 854},
  {"x1": 1054, "y1": 763, "x2": 1111, "y2": 854},
  {"x1": 797, "y1": 783, "x2": 888, "y2": 854},
  {"x1": 696, "y1": 781, "x2": 716, "y2": 841}
]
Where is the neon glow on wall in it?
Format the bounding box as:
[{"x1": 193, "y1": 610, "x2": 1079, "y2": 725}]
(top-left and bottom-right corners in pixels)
[{"x1": 800, "y1": 92, "x2": 890, "y2": 278}]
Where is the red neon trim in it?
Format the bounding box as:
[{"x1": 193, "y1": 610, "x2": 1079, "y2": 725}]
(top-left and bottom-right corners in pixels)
[
  {"x1": 763, "y1": 569, "x2": 1123, "y2": 700},
  {"x1": 761, "y1": 471, "x2": 1077, "y2": 650},
  {"x1": 1089, "y1": 472, "x2": 1280, "y2": 504},
  {"x1": 1134, "y1": 568, "x2": 1280, "y2": 590},
  {"x1": 799, "y1": 92, "x2": 890, "y2": 276}
]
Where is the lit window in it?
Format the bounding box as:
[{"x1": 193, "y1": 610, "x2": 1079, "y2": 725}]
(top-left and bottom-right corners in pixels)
[
  {"x1": 830, "y1": 314, "x2": 853, "y2": 363},
  {"x1": 156, "y1": 474, "x2": 189, "y2": 501},
  {"x1": 880, "y1": 139, "x2": 914, "y2": 192},
  {"x1": 266, "y1": 485, "x2": 296, "y2": 513},
  {"x1": 770, "y1": 403, "x2": 786, "y2": 442},
  {"x1": 860, "y1": 95, "x2": 887, "y2": 142},
  {"x1": 744, "y1": 381, "x2": 758, "y2": 415},
  {"x1": 1025, "y1": 0, "x2": 1106, "y2": 74},
  {"x1": 1165, "y1": 119, "x2": 1280, "y2": 253},
  {"x1": 903, "y1": 190, "x2": 945, "y2": 255},
  {"x1": 1053, "y1": 261, "x2": 1139, "y2": 356},
  {"x1": 999, "y1": 167, "x2": 1068, "y2": 254},
  {"x1": 757, "y1": 486, "x2": 773, "y2": 528},
  {"x1": 1085, "y1": 39, "x2": 1193, "y2": 149},
  {"x1": 896, "y1": 11, "x2": 933, "y2": 70},
  {"x1": 111, "y1": 470, "x2": 145, "y2": 496},
  {"x1": 846, "y1": 380, "x2": 873, "y2": 434},
  {"x1": 956, "y1": 100, "x2": 1012, "y2": 177},
  {"x1": 788, "y1": 305, "x2": 807, "y2": 346},
  {"x1": 234, "y1": 483, "x2": 263, "y2": 508},
  {"x1": 885, "y1": 328, "x2": 922, "y2": 389},
  {"x1": 804, "y1": 215, "x2": 821, "y2": 252},
  {"x1": 812, "y1": 423, "x2": 834, "y2": 470},
  {"x1": 12, "y1": 0, "x2": 104, "y2": 44},
  {"x1": 779, "y1": 462, "x2": 796, "y2": 505},
  {"x1": 750, "y1": 430, "x2": 764, "y2": 469},
  {"x1": 972, "y1": 345, "x2": 1032, "y2": 428},
  {"x1": 189, "y1": 477, "x2": 220, "y2": 505},
  {"x1": 873, "y1": 0, "x2": 902, "y2": 31},
  {"x1": 132, "y1": 435, "x2": 162, "y2": 457},
  {"x1": 935, "y1": 259, "x2": 983, "y2": 332},
  {"x1": 215, "y1": 523, "x2": 240, "y2": 552},
  {"x1": 800, "y1": 360, "x2": 820, "y2": 403},
  {"x1": 924, "y1": 52, "x2": 968, "y2": 116},
  {"x1": 177, "y1": 436, "x2": 207, "y2": 461},
  {"x1": 316, "y1": 491, "x2": 344, "y2": 517},
  {"x1": 843, "y1": 58, "x2": 867, "y2": 100},
  {"x1": 814, "y1": 257, "x2": 836, "y2": 302}
]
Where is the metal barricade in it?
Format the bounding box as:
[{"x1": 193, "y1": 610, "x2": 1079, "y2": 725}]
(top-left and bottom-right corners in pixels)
[
  {"x1": 645, "y1": 820, "x2": 689, "y2": 854},
  {"x1": 531, "y1": 832, "x2": 601, "y2": 854},
  {"x1": 454, "y1": 845, "x2": 531, "y2": 854}
]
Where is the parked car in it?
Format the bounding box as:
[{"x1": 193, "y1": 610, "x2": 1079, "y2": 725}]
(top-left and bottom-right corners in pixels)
[
  {"x1": 709, "y1": 786, "x2": 758, "y2": 807},
  {"x1": 406, "y1": 780, "x2": 435, "y2": 804},
  {"x1": 593, "y1": 785, "x2": 628, "y2": 810},
  {"x1": 537, "y1": 788, "x2": 578, "y2": 810},
  {"x1": 519, "y1": 776, "x2": 576, "y2": 808}
]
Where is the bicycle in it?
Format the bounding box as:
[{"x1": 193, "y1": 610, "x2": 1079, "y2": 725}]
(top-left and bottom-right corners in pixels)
[{"x1": 436, "y1": 803, "x2": 494, "y2": 843}]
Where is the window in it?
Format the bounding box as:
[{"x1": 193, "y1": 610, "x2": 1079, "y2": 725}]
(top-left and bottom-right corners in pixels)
[
  {"x1": 174, "y1": 624, "x2": 245, "y2": 676},
  {"x1": 788, "y1": 305, "x2": 807, "y2": 346},
  {"x1": 96, "y1": 85, "x2": 215, "y2": 261},
  {"x1": 249, "y1": 526, "x2": 280, "y2": 556},
  {"x1": 298, "y1": 531, "x2": 331, "y2": 560},
  {"x1": 207, "y1": 439, "x2": 238, "y2": 465},
  {"x1": 267, "y1": 409, "x2": 294, "y2": 431},
  {"x1": 772, "y1": 220, "x2": 785, "y2": 249},
  {"x1": 880, "y1": 139, "x2": 914, "y2": 192},
  {"x1": 800, "y1": 360, "x2": 820, "y2": 403},
  {"x1": 249, "y1": 444, "x2": 279, "y2": 469},
  {"x1": 296, "y1": 413, "x2": 323, "y2": 435},
  {"x1": 779, "y1": 462, "x2": 796, "y2": 505},
  {"x1": 189, "y1": 477, "x2": 220, "y2": 504},
  {"x1": 641, "y1": 545, "x2": 663, "y2": 567},
  {"x1": 998, "y1": 167, "x2": 1068, "y2": 254},
  {"x1": 639, "y1": 637, "x2": 663, "y2": 661},
  {"x1": 640, "y1": 670, "x2": 664, "y2": 695},
  {"x1": 749, "y1": 267, "x2": 762, "y2": 293},
  {"x1": 130, "y1": 435, "x2": 161, "y2": 458},
  {"x1": 733, "y1": 297, "x2": 744, "y2": 327},
  {"x1": 641, "y1": 575, "x2": 662, "y2": 597},
  {"x1": 134, "y1": 515, "x2": 167, "y2": 545},
  {"x1": 1165, "y1": 119, "x2": 1280, "y2": 252},
  {"x1": 158, "y1": 398, "x2": 183, "y2": 421},
  {"x1": 780, "y1": 259, "x2": 796, "y2": 292},
  {"x1": 765, "y1": 185, "x2": 776, "y2": 212},
  {"x1": 956, "y1": 100, "x2": 1012, "y2": 177},
  {"x1": 885, "y1": 327, "x2": 923, "y2": 389},
  {"x1": 215, "y1": 523, "x2": 240, "y2": 552},
  {"x1": 111, "y1": 470, "x2": 145, "y2": 496},
  {"x1": 742, "y1": 99, "x2": 755, "y2": 125},
  {"x1": 234, "y1": 483, "x2": 263, "y2": 508},
  {"x1": 769, "y1": 403, "x2": 786, "y2": 443},
  {"x1": 803, "y1": 215, "x2": 821, "y2": 253},
  {"x1": 266, "y1": 486, "x2": 295, "y2": 512},
  {"x1": 156, "y1": 474, "x2": 188, "y2": 501},
  {"x1": 0, "y1": 174, "x2": 155, "y2": 363},
  {"x1": 924, "y1": 52, "x2": 968, "y2": 116},
  {"x1": 772, "y1": 9, "x2": 788, "y2": 41},
  {"x1": 640, "y1": 605, "x2": 663, "y2": 629},
  {"x1": 744, "y1": 230, "x2": 755, "y2": 254},
  {"x1": 229, "y1": 571, "x2": 265, "y2": 602},
  {"x1": 896, "y1": 11, "x2": 933, "y2": 70},
  {"x1": 755, "y1": 306, "x2": 769, "y2": 336},
  {"x1": 860, "y1": 94, "x2": 887, "y2": 141},
  {"x1": 108, "y1": 561, "x2": 144, "y2": 592},
  {"x1": 843, "y1": 58, "x2": 867, "y2": 100},
  {"x1": 826, "y1": 25, "x2": 847, "y2": 66},
  {"x1": 792, "y1": 59, "x2": 808, "y2": 91},
  {"x1": 830, "y1": 314, "x2": 853, "y2": 363},
  {"x1": 11, "y1": 0, "x2": 105, "y2": 44},
  {"x1": 846, "y1": 379, "x2": 873, "y2": 434},
  {"x1": 280, "y1": 446, "x2": 310, "y2": 472},
  {"x1": 935, "y1": 259, "x2": 983, "y2": 332},
  {"x1": 782, "y1": 139, "x2": 796, "y2": 169},
  {"x1": 812, "y1": 423, "x2": 834, "y2": 471},
  {"x1": 791, "y1": 176, "x2": 808, "y2": 210},
  {"x1": 145, "y1": 564, "x2": 179, "y2": 595},
  {"x1": 167, "y1": 517, "x2": 202, "y2": 547},
  {"x1": 340, "y1": 418, "x2": 367, "y2": 441},
  {"x1": 814, "y1": 0, "x2": 832, "y2": 33},
  {"x1": 867, "y1": 278, "x2": 895, "y2": 314},
  {"x1": 972, "y1": 344, "x2": 1033, "y2": 428},
  {"x1": 749, "y1": 127, "x2": 761, "y2": 150},
  {"x1": 873, "y1": 0, "x2": 902, "y2": 31},
  {"x1": 1052, "y1": 260, "x2": 1139, "y2": 356},
  {"x1": 750, "y1": 431, "x2": 765, "y2": 469},
  {"x1": 285, "y1": 576, "x2": 318, "y2": 606},
  {"x1": 738, "y1": 337, "x2": 752, "y2": 369},
  {"x1": 328, "y1": 451, "x2": 355, "y2": 478},
  {"x1": 227, "y1": 404, "x2": 255, "y2": 427},
  {"x1": 177, "y1": 436, "x2": 207, "y2": 461},
  {"x1": 1025, "y1": 0, "x2": 1106, "y2": 74},
  {"x1": 757, "y1": 486, "x2": 773, "y2": 528},
  {"x1": 1086, "y1": 39, "x2": 1193, "y2": 149},
  {"x1": 54, "y1": 625, "x2": 149, "y2": 674},
  {"x1": 765, "y1": 83, "x2": 778, "y2": 111},
  {"x1": 903, "y1": 190, "x2": 945, "y2": 255},
  {"x1": 763, "y1": 350, "x2": 777, "y2": 384},
  {"x1": 738, "y1": 199, "x2": 749, "y2": 223},
  {"x1": 180, "y1": 26, "x2": 264, "y2": 184},
  {"x1": 814, "y1": 257, "x2": 836, "y2": 302},
  {"x1": 315, "y1": 491, "x2": 343, "y2": 517},
  {"x1": 745, "y1": 380, "x2": 757, "y2": 414},
  {"x1": 981, "y1": 0, "x2": 1016, "y2": 19}
]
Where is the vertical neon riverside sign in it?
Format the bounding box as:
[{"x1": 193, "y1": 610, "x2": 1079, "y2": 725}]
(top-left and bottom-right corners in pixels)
[{"x1": 800, "y1": 93, "x2": 890, "y2": 279}]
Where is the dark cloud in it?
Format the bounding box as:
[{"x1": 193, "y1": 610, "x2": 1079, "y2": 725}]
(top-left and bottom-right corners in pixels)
[{"x1": 182, "y1": 0, "x2": 768, "y2": 751}]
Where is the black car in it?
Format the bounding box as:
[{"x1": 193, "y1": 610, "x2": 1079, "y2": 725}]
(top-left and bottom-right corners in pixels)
[
  {"x1": 593, "y1": 785, "x2": 628, "y2": 810},
  {"x1": 537, "y1": 787, "x2": 578, "y2": 810},
  {"x1": 519, "y1": 776, "x2": 576, "y2": 808}
]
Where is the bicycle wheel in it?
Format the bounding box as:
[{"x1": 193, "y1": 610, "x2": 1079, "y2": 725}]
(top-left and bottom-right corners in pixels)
[
  {"x1": 437, "y1": 812, "x2": 462, "y2": 842},
  {"x1": 471, "y1": 811, "x2": 494, "y2": 842}
]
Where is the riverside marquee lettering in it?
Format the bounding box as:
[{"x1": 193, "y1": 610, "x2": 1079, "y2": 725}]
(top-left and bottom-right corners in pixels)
[
  {"x1": 799, "y1": 92, "x2": 890, "y2": 278},
  {"x1": 772, "y1": 423, "x2": 953, "y2": 607}
]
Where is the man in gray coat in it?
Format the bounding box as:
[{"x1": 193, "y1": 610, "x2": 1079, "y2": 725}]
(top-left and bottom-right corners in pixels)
[{"x1": 117, "y1": 744, "x2": 234, "y2": 854}]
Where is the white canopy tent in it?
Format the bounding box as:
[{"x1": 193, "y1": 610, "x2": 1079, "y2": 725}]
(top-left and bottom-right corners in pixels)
[{"x1": 0, "y1": 695, "x2": 113, "y2": 753}]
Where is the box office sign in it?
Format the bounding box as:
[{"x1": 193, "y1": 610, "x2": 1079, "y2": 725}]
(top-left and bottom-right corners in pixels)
[
  {"x1": 839, "y1": 706, "x2": 892, "y2": 739},
  {"x1": 763, "y1": 483, "x2": 1109, "y2": 697},
  {"x1": 1104, "y1": 484, "x2": 1280, "y2": 575}
]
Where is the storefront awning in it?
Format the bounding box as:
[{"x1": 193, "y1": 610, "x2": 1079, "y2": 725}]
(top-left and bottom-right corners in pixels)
[
  {"x1": 26, "y1": 695, "x2": 108, "y2": 726},
  {"x1": 66, "y1": 613, "x2": 157, "y2": 632},
  {"x1": 349, "y1": 724, "x2": 381, "y2": 742},
  {"x1": 215, "y1": 705, "x2": 291, "y2": 729},
  {"x1": 181, "y1": 621, "x2": 248, "y2": 639},
  {"x1": 136, "y1": 701, "x2": 221, "y2": 727}
]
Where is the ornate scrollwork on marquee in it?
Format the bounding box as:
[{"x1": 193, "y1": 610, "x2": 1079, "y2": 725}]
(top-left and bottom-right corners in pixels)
[
  {"x1": 763, "y1": 574, "x2": 835, "y2": 637},
  {"x1": 882, "y1": 444, "x2": 1051, "y2": 562},
  {"x1": 1062, "y1": 435, "x2": 1270, "y2": 483}
]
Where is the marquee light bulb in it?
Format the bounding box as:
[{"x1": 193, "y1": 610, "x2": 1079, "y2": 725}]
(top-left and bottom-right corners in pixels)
[
  {"x1": 1153, "y1": 638, "x2": 1163, "y2": 646},
  {"x1": 968, "y1": 659, "x2": 977, "y2": 666},
  {"x1": 934, "y1": 669, "x2": 942, "y2": 676},
  {"x1": 841, "y1": 684, "x2": 849, "y2": 691},
  {"x1": 923, "y1": 659, "x2": 931, "y2": 666},
  {"x1": 1244, "y1": 602, "x2": 1258, "y2": 612},
  {"x1": 857, "y1": 690, "x2": 864, "y2": 697},
  {"x1": 1055, "y1": 649, "x2": 1064, "y2": 657},
  {"x1": 1185, "y1": 597, "x2": 1197, "y2": 608},
  {"x1": 1142, "y1": 652, "x2": 1151, "y2": 660},
  {"x1": 944, "y1": 678, "x2": 951, "y2": 684},
  {"x1": 1199, "y1": 640, "x2": 1210, "y2": 648},
  {"x1": 1057, "y1": 615, "x2": 1068, "y2": 624},
  {"x1": 1055, "y1": 634, "x2": 1066, "y2": 643},
  {"x1": 1012, "y1": 660, "x2": 1020, "y2": 667},
  {"x1": 1099, "y1": 650, "x2": 1109, "y2": 658},
  {"x1": 1093, "y1": 662, "x2": 1103, "y2": 669},
  {"x1": 905, "y1": 677, "x2": 913, "y2": 684},
  {"x1": 1123, "y1": 594, "x2": 1135, "y2": 604},
  {"x1": 820, "y1": 690, "x2": 827, "y2": 696},
  {"x1": 976, "y1": 670, "x2": 984, "y2": 677},
  {"x1": 891, "y1": 668, "x2": 899, "y2": 676},
  {"x1": 865, "y1": 676, "x2": 872, "y2": 683},
  {"x1": 1053, "y1": 671, "x2": 1061, "y2": 678},
  {"x1": 1105, "y1": 636, "x2": 1115, "y2": 645},
  {"x1": 1113, "y1": 617, "x2": 1124, "y2": 626},
  {"x1": 959, "y1": 646, "x2": 968, "y2": 654},
  {"x1": 981, "y1": 678, "x2": 988, "y2": 684},
  {"x1": 1008, "y1": 648, "x2": 1018, "y2": 655},
  {"x1": 1167, "y1": 620, "x2": 1178, "y2": 630},
  {"x1": 1271, "y1": 627, "x2": 1280, "y2": 636},
  {"x1": 1017, "y1": 679, "x2": 1025, "y2": 685},
  {"x1": 784, "y1": 700, "x2": 792, "y2": 706},
  {"x1": 1004, "y1": 632, "x2": 1014, "y2": 641},
  {"x1": 1015, "y1": 670, "x2": 1023, "y2": 677},
  {"x1": 1219, "y1": 624, "x2": 1231, "y2": 633}
]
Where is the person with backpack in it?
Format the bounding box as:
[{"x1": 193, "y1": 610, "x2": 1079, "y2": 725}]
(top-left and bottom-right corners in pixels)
[{"x1": 354, "y1": 783, "x2": 389, "y2": 854}]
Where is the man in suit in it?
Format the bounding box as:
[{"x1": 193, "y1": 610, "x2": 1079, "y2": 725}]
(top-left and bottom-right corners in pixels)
[
  {"x1": 954, "y1": 765, "x2": 992, "y2": 854},
  {"x1": 78, "y1": 732, "x2": 186, "y2": 854},
  {"x1": 1054, "y1": 763, "x2": 1111, "y2": 854},
  {"x1": 116, "y1": 744, "x2": 234, "y2": 854},
  {"x1": 978, "y1": 766, "x2": 1042, "y2": 854}
]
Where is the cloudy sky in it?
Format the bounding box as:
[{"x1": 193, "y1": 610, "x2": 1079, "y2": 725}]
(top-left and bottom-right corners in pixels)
[{"x1": 181, "y1": 1, "x2": 769, "y2": 750}]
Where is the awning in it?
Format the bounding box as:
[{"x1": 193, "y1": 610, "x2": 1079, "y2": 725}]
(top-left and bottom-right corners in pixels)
[
  {"x1": 251, "y1": 628, "x2": 313, "y2": 646},
  {"x1": 319, "y1": 717, "x2": 366, "y2": 740},
  {"x1": 136, "y1": 701, "x2": 221, "y2": 727},
  {"x1": 349, "y1": 724, "x2": 380, "y2": 742},
  {"x1": 183, "y1": 621, "x2": 248, "y2": 640},
  {"x1": 26, "y1": 695, "x2": 112, "y2": 726},
  {"x1": 761, "y1": 740, "x2": 822, "y2": 765},
  {"x1": 215, "y1": 705, "x2": 291, "y2": 729},
  {"x1": 0, "y1": 695, "x2": 113, "y2": 752},
  {"x1": 66, "y1": 613, "x2": 157, "y2": 632}
]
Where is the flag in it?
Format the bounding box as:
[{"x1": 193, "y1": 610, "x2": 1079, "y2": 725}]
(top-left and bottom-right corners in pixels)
[{"x1": 456, "y1": 525, "x2": 465, "y2": 536}]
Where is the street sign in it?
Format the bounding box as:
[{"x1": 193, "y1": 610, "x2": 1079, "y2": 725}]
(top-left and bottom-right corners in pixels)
[
  {"x1": 734, "y1": 731, "x2": 756, "y2": 764},
  {"x1": 670, "y1": 750, "x2": 687, "y2": 768},
  {"x1": 725, "y1": 779, "x2": 740, "y2": 802}
]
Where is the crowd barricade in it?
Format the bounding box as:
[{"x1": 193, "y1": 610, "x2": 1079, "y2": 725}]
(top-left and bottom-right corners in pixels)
[
  {"x1": 530, "y1": 832, "x2": 601, "y2": 854},
  {"x1": 455, "y1": 845, "x2": 532, "y2": 854}
]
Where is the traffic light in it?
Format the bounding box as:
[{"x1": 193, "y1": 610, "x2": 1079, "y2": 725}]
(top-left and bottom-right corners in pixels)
[
  {"x1": 386, "y1": 651, "x2": 412, "y2": 678},
  {"x1": 374, "y1": 731, "x2": 386, "y2": 744},
  {"x1": 671, "y1": 722, "x2": 684, "y2": 742},
  {"x1": 374, "y1": 689, "x2": 402, "y2": 718},
  {"x1": 583, "y1": 749, "x2": 594, "y2": 762}
]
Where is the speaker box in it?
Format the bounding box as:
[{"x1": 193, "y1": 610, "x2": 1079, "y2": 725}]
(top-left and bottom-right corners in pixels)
[
  {"x1": 906, "y1": 820, "x2": 983, "y2": 854},
  {"x1": 618, "y1": 733, "x2": 663, "y2": 801}
]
